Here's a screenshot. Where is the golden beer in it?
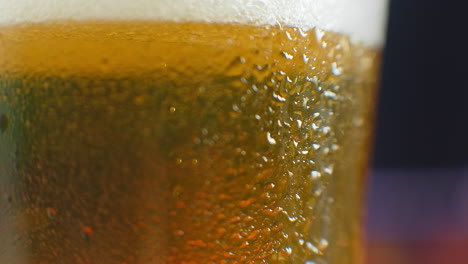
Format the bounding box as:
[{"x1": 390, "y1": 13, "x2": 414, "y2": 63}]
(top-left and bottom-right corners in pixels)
[{"x1": 0, "y1": 1, "x2": 386, "y2": 263}]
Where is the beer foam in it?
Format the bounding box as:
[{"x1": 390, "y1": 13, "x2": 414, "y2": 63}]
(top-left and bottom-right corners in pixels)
[{"x1": 0, "y1": 0, "x2": 388, "y2": 47}]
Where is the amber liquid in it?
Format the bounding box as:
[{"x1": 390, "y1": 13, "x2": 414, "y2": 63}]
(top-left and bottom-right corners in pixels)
[{"x1": 0, "y1": 21, "x2": 380, "y2": 264}]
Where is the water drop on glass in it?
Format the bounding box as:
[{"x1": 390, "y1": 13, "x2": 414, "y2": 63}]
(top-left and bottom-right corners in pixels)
[
  {"x1": 266, "y1": 132, "x2": 277, "y2": 145},
  {"x1": 306, "y1": 75, "x2": 319, "y2": 86},
  {"x1": 331, "y1": 144, "x2": 340, "y2": 151},
  {"x1": 319, "y1": 238, "x2": 329, "y2": 250},
  {"x1": 293, "y1": 140, "x2": 298, "y2": 147},
  {"x1": 272, "y1": 92, "x2": 286, "y2": 102},
  {"x1": 314, "y1": 28, "x2": 324, "y2": 41},
  {"x1": 310, "y1": 171, "x2": 321, "y2": 179},
  {"x1": 322, "y1": 126, "x2": 331, "y2": 134},
  {"x1": 281, "y1": 51, "x2": 294, "y2": 60},
  {"x1": 306, "y1": 241, "x2": 319, "y2": 254},
  {"x1": 324, "y1": 90, "x2": 337, "y2": 100},
  {"x1": 323, "y1": 165, "x2": 334, "y2": 175},
  {"x1": 297, "y1": 120, "x2": 303, "y2": 128},
  {"x1": 331, "y1": 62, "x2": 343, "y2": 76},
  {"x1": 299, "y1": 28, "x2": 309, "y2": 38}
]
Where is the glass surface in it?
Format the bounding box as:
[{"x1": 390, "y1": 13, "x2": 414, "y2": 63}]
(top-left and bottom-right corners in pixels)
[{"x1": 0, "y1": 1, "x2": 388, "y2": 263}]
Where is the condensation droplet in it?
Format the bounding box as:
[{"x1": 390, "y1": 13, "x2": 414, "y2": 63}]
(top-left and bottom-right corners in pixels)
[
  {"x1": 297, "y1": 120, "x2": 303, "y2": 128},
  {"x1": 310, "y1": 171, "x2": 321, "y2": 179},
  {"x1": 323, "y1": 165, "x2": 334, "y2": 175},
  {"x1": 282, "y1": 51, "x2": 294, "y2": 60},
  {"x1": 314, "y1": 28, "x2": 324, "y2": 41},
  {"x1": 306, "y1": 75, "x2": 319, "y2": 86},
  {"x1": 322, "y1": 126, "x2": 331, "y2": 134},
  {"x1": 298, "y1": 28, "x2": 308, "y2": 37},
  {"x1": 331, "y1": 62, "x2": 343, "y2": 76},
  {"x1": 240, "y1": 241, "x2": 250, "y2": 249},
  {"x1": 0, "y1": 113, "x2": 9, "y2": 134},
  {"x1": 293, "y1": 140, "x2": 298, "y2": 147},
  {"x1": 272, "y1": 92, "x2": 286, "y2": 102},
  {"x1": 306, "y1": 241, "x2": 319, "y2": 254},
  {"x1": 169, "y1": 106, "x2": 176, "y2": 113},
  {"x1": 324, "y1": 90, "x2": 337, "y2": 100},
  {"x1": 232, "y1": 104, "x2": 240, "y2": 112},
  {"x1": 319, "y1": 238, "x2": 329, "y2": 250},
  {"x1": 284, "y1": 247, "x2": 293, "y2": 255},
  {"x1": 266, "y1": 132, "x2": 277, "y2": 145}
]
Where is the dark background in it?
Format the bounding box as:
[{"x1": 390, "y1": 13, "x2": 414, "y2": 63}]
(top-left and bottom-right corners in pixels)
[
  {"x1": 373, "y1": 0, "x2": 468, "y2": 167},
  {"x1": 367, "y1": 0, "x2": 468, "y2": 263}
]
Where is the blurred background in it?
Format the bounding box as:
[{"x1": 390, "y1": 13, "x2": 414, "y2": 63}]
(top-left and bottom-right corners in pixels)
[{"x1": 367, "y1": 0, "x2": 468, "y2": 263}]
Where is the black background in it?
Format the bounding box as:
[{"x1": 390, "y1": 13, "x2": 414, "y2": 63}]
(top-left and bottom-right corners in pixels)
[{"x1": 373, "y1": 0, "x2": 468, "y2": 168}]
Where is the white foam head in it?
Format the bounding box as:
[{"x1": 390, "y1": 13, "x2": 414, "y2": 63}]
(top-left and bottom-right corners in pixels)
[{"x1": 0, "y1": 0, "x2": 388, "y2": 47}]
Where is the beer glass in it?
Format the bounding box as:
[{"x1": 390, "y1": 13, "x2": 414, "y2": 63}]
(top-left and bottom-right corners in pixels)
[{"x1": 0, "y1": 1, "x2": 388, "y2": 263}]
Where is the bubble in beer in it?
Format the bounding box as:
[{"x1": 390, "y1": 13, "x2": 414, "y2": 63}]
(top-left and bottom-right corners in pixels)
[
  {"x1": 81, "y1": 226, "x2": 94, "y2": 241},
  {"x1": 0, "y1": 113, "x2": 8, "y2": 134},
  {"x1": 46, "y1": 207, "x2": 57, "y2": 219}
]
